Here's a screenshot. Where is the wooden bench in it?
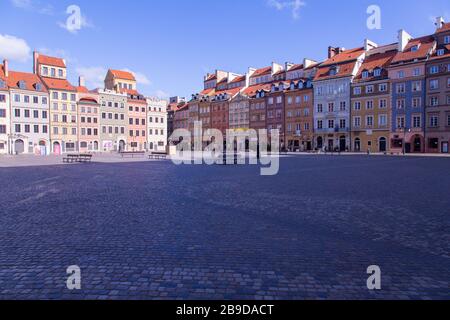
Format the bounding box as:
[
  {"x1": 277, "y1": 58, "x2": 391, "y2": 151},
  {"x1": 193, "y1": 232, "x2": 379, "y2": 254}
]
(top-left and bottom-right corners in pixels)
[
  {"x1": 63, "y1": 154, "x2": 93, "y2": 163},
  {"x1": 148, "y1": 152, "x2": 167, "y2": 160},
  {"x1": 120, "y1": 151, "x2": 146, "y2": 158}
]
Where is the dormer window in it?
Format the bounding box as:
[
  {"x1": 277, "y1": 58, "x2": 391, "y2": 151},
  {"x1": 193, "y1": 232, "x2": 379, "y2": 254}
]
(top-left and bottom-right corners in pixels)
[
  {"x1": 35, "y1": 83, "x2": 42, "y2": 91},
  {"x1": 329, "y1": 66, "x2": 339, "y2": 76},
  {"x1": 411, "y1": 45, "x2": 419, "y2": 52},
  {"x1": 18, "y1": 81, "x2": 26, "y2": 89},
  {"x1": 0, "y1": 80, "x2": 4, "y2": 88},
  {"x1": 290, "y1": 82, "x2": 295, "y2": 90},
  {"x1": 271, "y1": 84, "x2": 276, "y2": 92},
  {"x1": 298, "y1": 81, "x2": 304, "y2": 89},
  {"x1": 373, "y1": 68, "x2": 382, "y2": 77},
  {"x1": 437, "y1": 49, "x2": 445, "y2": 56},
  {"x1": 362, "y1": 70, "x2": 369, "y2": 79}
]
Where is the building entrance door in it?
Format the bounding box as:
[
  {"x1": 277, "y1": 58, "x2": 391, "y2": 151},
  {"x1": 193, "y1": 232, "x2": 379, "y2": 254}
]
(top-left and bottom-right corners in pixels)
[
  {"x1": 328, "y1": 139, "x2": 334, "y2": 151},
  {"x1": 442, "y1": 142, "x2": 449, "y2": 153}
]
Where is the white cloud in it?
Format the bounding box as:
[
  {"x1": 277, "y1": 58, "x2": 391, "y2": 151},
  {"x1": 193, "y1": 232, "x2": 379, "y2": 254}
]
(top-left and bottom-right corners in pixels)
[
  {"x1": 0, "y1": 34, "x2": 31, "y2": 62},
  {"x1": 75, "y1": 66, "x2": 107, "y2": 89},
  {"x1": 10, "y1": 0, "x2": 54, "y2": 15},
  {"x1": 153, "y1": 90, "x2": 170, "y2": 99},
  {"x1": 267, "y1": 0, "x2": 306, "y2": 20},
  {"x1": 123, "y1": 69, "x2": 152, "y2": 86}
]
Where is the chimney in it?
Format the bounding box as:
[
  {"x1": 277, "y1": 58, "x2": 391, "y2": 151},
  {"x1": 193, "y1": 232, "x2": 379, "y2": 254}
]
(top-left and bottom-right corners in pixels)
[
  {"x1": 435, "y1": 16, "x2": 445, "y2": 30},
  {"x1": 328, "y1": 46, "x2": 344, "y2": 59},
  {"x1": 3, "y1": 59, "x2": 8, "y2": 77},
  {"x1": 79, "y1": 76, "x2": 85, "y2": 87},
  {"x1": 364, "y1": 39, "x2": 378, "y2": 52},
  {"x1": 398, "y1": 29, "x2": 412, "y2": 52},
  {"x1": 33, "y1": 51, "x2": 39, "y2": 74}
]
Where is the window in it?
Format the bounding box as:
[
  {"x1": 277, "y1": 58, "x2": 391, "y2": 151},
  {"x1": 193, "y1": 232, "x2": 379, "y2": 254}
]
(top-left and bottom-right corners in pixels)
[
  {"x1": 412, "y1": 97, "x2": 421, "y2": 108},
  {"x1": 374, "y1": 68, "x2": 381, "y2": 77},
  {"x1": 15, "y1": 124, "x2": 21, "y2": 133},
  {"x1": 14, "y1": 109, "x2": 20, "y2": 117},
  {"x1": 317, "y1": 120, "x2": 323, "y2": 129},
  {"x1": 58, "y1": 69, "x2": 63, "y2": 77},
  {"x1": 412, "y1": 81, "x2": 421, "y2": 92},
  {"x1": 397, "y1": 116, "x2": 405, "y2": 129},
  {"x1": 362, "y1": 71, "x2": 369, "y2": 78},
  {"x1": 276, "y1": 96, "x2": 282, "y2": 104},
  {"x1": 0, "y1": 109, "x2": 5, "y2": 118},
  {"x1": 0, "y1": 125, "x2": 6, "y2": 134},
  {"x1": 445, "y1": 36, "x2": 450, "y2": 44},
  {"x1": 366, "y1": 101, "x2": 373, "y2": 109},
  {"x1": 328, "y1": 120, "x2": 334, "y2": 129},
  {"x1": 379, "y1": 83, "x2": 387, "y2": 92},
  {"x1": 353, "y1": 87, "x2": 361, "y2": 95},
  {"x1": 397, "y1": 99, "x2": 405, "y2": 109},
  {"x1": 317, "y1": 104, "x2": 323, "y2": 113},
  {"x1": 430, "y1": 66, "x2": 439, "y2": 74},
  {"x1": 429, "y1": 79, "x2": 439, "y2": 90},
  {"x1": 353, "y1": 117, "x2": 361, "y2": 128},
  {"x1": 24, "y1": 110, "x2": 30, "y2": 118},
  {"x1": 379, "y1": 114, "x2": 387, "y2": 127},
  {"x1": 354, "y1": 102, "x2": 361, "y2": 110},
  {"x1": 379, "y1": 99, "x2": 387, "y2": 109},
  {"x1": 366, "y1": 116, "x2": 374, "y2": 127},
  {"x1": 339, "y1": 119, "x2": 346, "y2": 129},
  {"x1": 447, "y1": 78, "x2": 450, "y2": 88},
  {"x1": 366, "y1": 85, "x2": 374, "y2": 94},
  {"x1": 34, "y1": 125, "x2": 39, "y2": 133},
  {"x1": 430, "y1": 115, "x2": 438, "y2": 127},
  {"x1": 268, "y1": 98, "x2": 274, "y2": 105},
  {"x1": 413, "y1": 68, "x2": 421, "y2": 76},
  {"x1": 397, "y1": 71, "x2": 405, "y2": 78},
  {"x1": 62, "y1": 93, "x2": 67, "y2": 100},
  {"x1": 412, "y1": 115, "x2": 421, "y2": 128},
  {"x1": 328, "y1": 103, "x2": 334, "y2": 112},
  {"x1": 33, "y1": 110, "x2": 39, "y2": 118},
  {"x1": 42, "y1": 97, "x2": 47, "y2": 104},
  {"x1": 52, "y1": 92, "x2": 58, "y2": 100},
  {"x1": 0, "y1": 94, "x2": 5, "y2": 102},
  {"x1": 287, "y1": 97, "x2": 293, "y2": 105},
  {"x1": 396, "y1": 83, "x2": 405, "y2": 93},
  {"x1": 430, "y1": 97, "x2": 439, "y2": 106}
]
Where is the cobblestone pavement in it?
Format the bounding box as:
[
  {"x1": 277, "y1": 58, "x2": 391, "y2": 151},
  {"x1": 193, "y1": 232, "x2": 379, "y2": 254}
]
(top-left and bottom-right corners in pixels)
[{"x1": 0, "y1": 155, "x2": 449, "y2": 300}]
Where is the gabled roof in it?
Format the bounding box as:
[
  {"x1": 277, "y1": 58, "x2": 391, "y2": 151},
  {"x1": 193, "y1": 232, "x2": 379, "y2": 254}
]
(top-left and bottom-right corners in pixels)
[
  {"x1": 109, "y1": 69, "x2": 136, "y2": 81},
  {"x1": 436, "y1": 22, "x2": 450, "y2": 34},
  {"x1": 354, "y1": 50, "x2": 397, "y2": 82},
  {"x1": 391, "y1": 35, "x2": 435, "y2": 64},
  {"x1": 41, "y1": 77, "x2": 76, "y2": 92},
  {"x1": 229, "y1": 75, "x2": 246, "y2": 84},
  {"x1": 287, "y1": 64, "x2": 304, "y2": 72},
  {"x1": 320, "y1": 47, "x2": 365, "y2": 66},
  {"x1": 37, "y1": 54, "x2": 66, "y2": 68},
  {"x1": 7, "y1": 71, "x2": 48, "y2": 92},
  {"x1": 243, "y1": 83, "x2": 272, "y2": 98},
  {"x1": 205, "y1": 74, "x2": 217, "y2": 81},
  {"x1": 251, "y1": 66, "x2": 272, "y2": 77},
  {"x1": 315, "y1": 47, "x2": 365, "y2": 81},
  {"x1": 429, "y1": 44, "x2": 450, "y2": 61}
]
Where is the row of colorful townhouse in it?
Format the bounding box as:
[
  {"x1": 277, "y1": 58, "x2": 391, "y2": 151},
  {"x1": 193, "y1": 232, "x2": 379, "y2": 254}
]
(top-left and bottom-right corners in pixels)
[
  {"x1": 172, "y1": 17, "x2": 450, "y2": 154},
  {"x1": 0, "y1": 52, "x2": 168, "y2": 155}
]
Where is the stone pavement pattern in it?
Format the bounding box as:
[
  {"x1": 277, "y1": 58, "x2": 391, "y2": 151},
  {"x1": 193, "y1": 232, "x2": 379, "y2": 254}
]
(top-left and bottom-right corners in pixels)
[{"x1": 0, "y1": 155, "x2": 449, "y2": 299}]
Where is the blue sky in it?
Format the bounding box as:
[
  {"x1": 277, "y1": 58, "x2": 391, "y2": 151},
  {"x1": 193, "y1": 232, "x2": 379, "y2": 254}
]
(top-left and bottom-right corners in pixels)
[{"x1": 0, "y1": 0, "x2": 449, "y2": 98}]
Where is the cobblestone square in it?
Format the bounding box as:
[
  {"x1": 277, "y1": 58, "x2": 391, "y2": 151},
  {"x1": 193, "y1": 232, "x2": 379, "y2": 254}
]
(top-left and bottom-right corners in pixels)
[{"x1": 0, "y1": 155, "x2": 449, "y2": 300}]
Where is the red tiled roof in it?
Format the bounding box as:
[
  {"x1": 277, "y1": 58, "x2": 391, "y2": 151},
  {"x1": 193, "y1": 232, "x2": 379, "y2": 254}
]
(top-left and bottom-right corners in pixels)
[
  {"x1": 200, "y1": 88, "x2": 215, "y2": 95},
  {"x1": 76, "y1": 86, "x2": 89, "y2": 93},
  {"x1": 7, "y1": 71, "x2": 48, "y2": 92},
  {"x1": 109, "y1": 69, "x2": 136, "y2": 81},
  {"x1": 315, "y1": 61, "x2": 360, "y2": 81},
  {"x1": 213, "y1": 87, "x2": 242, "y2": 99},
  {"x1": 391, "y1": 36, "x2": 435, "y2": 64},
  {"x1": 205, "y1": 74, "x2": 217, "y2": 81},
  {"x1": 37, "y1": 54, "x2": 66, "y2": 68},
  {"x1": 41, "y1": 77, "x2": 76, "y2": 92},
  {"x1": 436, "y1": 22, "x2": 450, "y2": 34},
  {"x1": 251, "y1": 66, "x2": 272, "y2": 77},
  {"x1": 315, "y1": 47, "x2": 365, "y2": 81},
  {"x1": 243, "y1": 84, "x2": 272, "y2": 98},
  {"x1": 429, "y1": 44, "x2": 450, "y2": 60},
  {"x1": 320, "y1": 47, "x2": 365, "y2": 66},
  {"x1": 229, "y1": 75, "x2": 245, "y2": 83},
  {"x1": 354, "y1": 50, "x2": 397, "y2": 82},
  {"x1": 288, "y1": 64, "x2": 304, "y2": 72}
]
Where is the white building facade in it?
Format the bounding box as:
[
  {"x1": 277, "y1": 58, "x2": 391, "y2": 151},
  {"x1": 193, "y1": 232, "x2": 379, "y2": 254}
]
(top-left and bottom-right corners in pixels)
[
  {"x1": 0, "y1": 77, "x2": 9, "y2": 155},
  {"x1": 97, "y1": 88, "x2": 128, "y2": 152},
  {"x1": 8, "y1": 71, "x2": 50, "y2": 155},
  {"x1": 146, "y1": 96, "x2": 168, "y2": 152}
]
